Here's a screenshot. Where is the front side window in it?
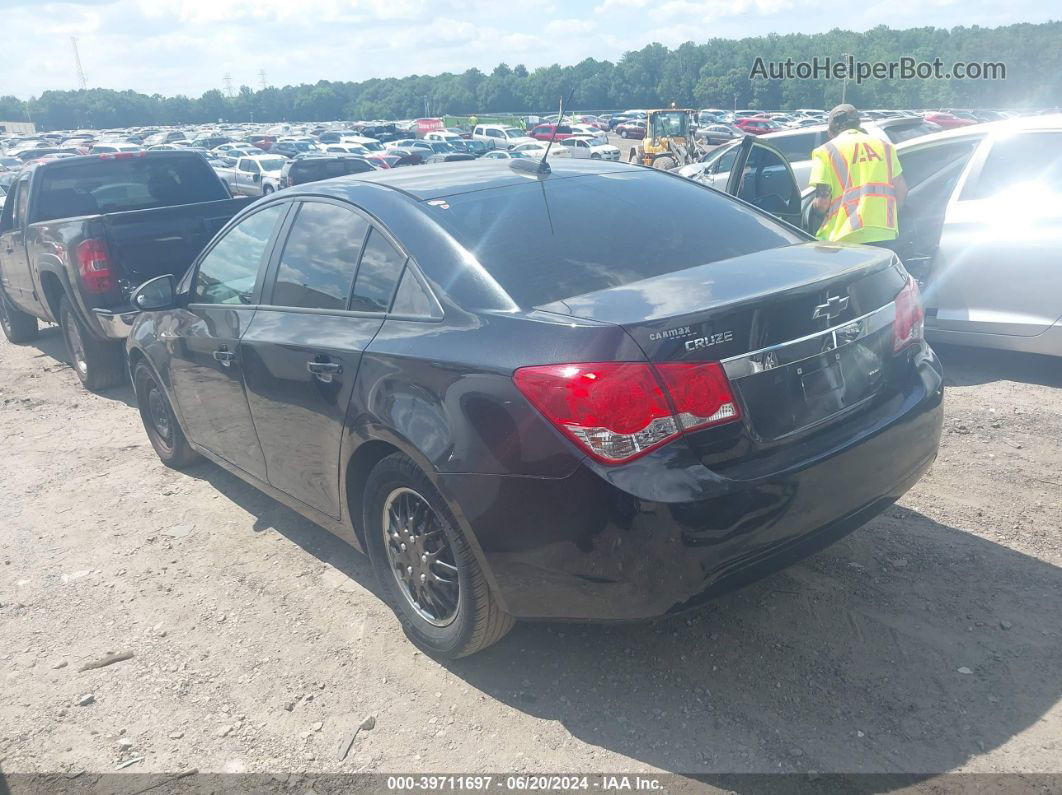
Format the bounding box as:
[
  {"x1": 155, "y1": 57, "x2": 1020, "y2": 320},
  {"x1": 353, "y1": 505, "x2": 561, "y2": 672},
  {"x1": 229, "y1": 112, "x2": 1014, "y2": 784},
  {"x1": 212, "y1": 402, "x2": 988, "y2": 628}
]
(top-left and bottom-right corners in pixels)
[
  {"x1": 736, "y1": 145, "x2": 798, "y2": 215},
  {"x1": 899, "y1": 140, "x2": 979, "y2": 190},
  {"x1": 271, "y1": 202, "x2": 369, "y2": 311},
  {"x1": 193, "y1": 204, "x2": 286, "y2": 305}
]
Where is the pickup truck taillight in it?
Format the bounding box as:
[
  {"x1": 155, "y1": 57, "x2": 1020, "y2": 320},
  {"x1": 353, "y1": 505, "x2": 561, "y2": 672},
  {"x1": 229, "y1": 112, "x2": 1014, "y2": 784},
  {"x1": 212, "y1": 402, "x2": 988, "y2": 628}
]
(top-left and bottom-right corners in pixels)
[{"x1": 76, "y1": 239, "x2": 116, "y2": 294}]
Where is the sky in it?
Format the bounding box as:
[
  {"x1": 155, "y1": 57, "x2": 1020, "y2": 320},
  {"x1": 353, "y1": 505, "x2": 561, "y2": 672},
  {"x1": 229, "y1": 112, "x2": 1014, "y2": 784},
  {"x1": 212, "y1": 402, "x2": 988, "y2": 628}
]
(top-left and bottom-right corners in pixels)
[{"x1": 0, "y1": 0, "x2": 1057, "y2": 99}]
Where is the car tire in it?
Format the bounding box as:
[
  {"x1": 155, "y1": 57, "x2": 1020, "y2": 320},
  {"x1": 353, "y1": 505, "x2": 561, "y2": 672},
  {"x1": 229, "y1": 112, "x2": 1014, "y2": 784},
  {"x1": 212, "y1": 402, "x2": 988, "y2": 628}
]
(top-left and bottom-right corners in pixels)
[
  {"x1": 0, "y1": 289, "x2": 38, "y2": 343},
  {"x1": 59, "y1": 296, "x2": 125, "y2": 391},
  {"x1": 262, "y1": 185, "x2": 274, "y2": 195},
  {"x1": 133, "y1": 360, "x2": 200, "y2": 469},
  {"x1": 363, "y1": 452, "x2": 514, "y2": 658},
  {"x1": 591, "y1": 152, "x2": 601, "y2": 159}
]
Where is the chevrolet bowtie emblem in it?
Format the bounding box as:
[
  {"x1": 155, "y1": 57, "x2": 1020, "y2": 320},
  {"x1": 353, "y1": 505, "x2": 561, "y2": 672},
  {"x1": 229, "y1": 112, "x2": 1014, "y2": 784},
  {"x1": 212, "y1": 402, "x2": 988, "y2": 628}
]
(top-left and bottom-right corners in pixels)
[{"x1": 813, "y1": 295, "x2": 849, "y2": 321}]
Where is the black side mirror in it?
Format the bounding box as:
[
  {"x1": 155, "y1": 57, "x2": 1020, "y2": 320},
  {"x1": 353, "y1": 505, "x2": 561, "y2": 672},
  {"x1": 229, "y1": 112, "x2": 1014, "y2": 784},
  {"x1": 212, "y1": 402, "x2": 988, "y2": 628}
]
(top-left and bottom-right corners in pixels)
[{"x1": 131, "y1": 274, "x2": 177, "y2": 311}]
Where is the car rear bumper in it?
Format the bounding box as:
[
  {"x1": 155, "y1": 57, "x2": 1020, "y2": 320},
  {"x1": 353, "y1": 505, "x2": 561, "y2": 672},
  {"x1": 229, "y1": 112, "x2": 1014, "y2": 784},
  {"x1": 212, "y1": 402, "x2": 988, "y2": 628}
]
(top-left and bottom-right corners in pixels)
[
  {"x1": 92, "y1": 307, "x2": 139, "y2": 340},
  {"x1": 440, "y1": 346, "x2": 944, "y2": 621}
]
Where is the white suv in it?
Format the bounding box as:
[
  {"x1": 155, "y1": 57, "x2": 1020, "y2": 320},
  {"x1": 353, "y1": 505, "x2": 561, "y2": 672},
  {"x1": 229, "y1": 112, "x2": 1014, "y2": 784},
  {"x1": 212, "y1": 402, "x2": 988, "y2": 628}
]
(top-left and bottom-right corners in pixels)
[{"x1": 472, "y1": 125, "x2": 535, "y2": 150}]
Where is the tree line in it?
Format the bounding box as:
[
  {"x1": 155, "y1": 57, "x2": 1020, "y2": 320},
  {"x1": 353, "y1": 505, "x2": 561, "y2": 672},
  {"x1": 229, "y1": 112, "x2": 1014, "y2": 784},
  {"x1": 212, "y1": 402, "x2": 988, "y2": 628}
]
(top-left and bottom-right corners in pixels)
[{"x1": 2, "y1": 21, "x2": 1059, "y2": 130}]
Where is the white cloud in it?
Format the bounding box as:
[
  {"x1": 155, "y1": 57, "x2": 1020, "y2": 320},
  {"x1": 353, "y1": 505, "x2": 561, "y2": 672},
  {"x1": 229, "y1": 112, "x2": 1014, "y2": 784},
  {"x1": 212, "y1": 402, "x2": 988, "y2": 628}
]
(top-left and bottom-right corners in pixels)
[{"x1": 545, "y1": 18, "x2": 597, "y2": 34}]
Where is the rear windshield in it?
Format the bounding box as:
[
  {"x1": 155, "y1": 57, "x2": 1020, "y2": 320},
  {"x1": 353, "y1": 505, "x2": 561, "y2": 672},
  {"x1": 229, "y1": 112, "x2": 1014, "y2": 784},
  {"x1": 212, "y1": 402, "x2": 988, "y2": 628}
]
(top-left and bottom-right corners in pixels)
[
  {"x1": 432, "y1": 169, "x2": 803, "y2": 307},
  {"x1": 882, "y1": 121, "x2": 943, "y2": 144},
  {"x1": 34, "y1": 156, "x2": 228, "y2": 221},
  {"x1": 291, "y1": 158, "x2": 374, "y2": 183}
]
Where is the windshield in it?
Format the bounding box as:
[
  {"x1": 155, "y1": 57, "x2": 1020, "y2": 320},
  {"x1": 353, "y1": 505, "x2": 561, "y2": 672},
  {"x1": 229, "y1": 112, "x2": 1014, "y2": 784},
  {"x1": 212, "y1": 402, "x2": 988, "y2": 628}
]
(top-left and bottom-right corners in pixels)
[
  {"x1": 258, "y1": 158, "x2": 286, "y2": 172},
  {"x1": 431, "y1": 169, "x2": 801, "y2": 307},
  {"x1": 431, "y1": 142, "x2": 456, "y2": 153},
  {"x1": 650, "y1": 111, "x2": 688, "y2": 137},
  {"x1": 504, "y1": 128, "x2": 523, "y2": 137}
]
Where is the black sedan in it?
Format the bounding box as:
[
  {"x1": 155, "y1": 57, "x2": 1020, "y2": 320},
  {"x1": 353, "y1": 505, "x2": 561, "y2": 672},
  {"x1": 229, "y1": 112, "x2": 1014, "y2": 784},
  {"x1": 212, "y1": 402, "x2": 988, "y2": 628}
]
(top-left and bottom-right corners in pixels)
[{"x1": 126, "y1": 159, "x2": 943, "y2": 658}]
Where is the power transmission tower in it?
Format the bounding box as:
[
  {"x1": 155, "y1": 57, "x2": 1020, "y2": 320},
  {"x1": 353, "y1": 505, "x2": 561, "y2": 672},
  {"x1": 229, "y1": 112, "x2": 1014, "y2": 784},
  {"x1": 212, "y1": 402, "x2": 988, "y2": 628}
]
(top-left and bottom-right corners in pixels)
[
  {"x1": 258, "y1": 70, "x2": 267, "y2": 90},
  {"x1": 70, "y1": 36, "x2": 87, "y2": 90},
  {"x1": 223, "y1": 73, "x2": 234, "y2": 98}
]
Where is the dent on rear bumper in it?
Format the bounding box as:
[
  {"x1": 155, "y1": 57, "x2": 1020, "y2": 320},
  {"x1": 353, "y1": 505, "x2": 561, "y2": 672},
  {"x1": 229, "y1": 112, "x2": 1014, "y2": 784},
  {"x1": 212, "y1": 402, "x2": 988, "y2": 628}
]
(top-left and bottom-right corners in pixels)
[{"x1": 440, "y1": 347, "x2": 944, "y2": 621}]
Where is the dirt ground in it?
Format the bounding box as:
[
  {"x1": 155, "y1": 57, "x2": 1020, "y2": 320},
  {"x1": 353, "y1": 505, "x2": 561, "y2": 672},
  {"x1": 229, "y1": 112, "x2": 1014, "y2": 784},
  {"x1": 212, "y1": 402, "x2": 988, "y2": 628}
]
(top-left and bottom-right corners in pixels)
[{"x1": 1, "y1": 325, "x2": 1060, "y2": 782}]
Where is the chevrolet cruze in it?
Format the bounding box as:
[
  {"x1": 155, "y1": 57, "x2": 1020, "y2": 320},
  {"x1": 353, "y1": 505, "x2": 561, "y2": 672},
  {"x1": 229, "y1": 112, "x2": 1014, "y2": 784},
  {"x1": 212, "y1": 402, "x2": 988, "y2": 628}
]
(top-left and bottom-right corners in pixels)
[{"x1": 126, "y1": 158, "x2": 943, "y2": 657}]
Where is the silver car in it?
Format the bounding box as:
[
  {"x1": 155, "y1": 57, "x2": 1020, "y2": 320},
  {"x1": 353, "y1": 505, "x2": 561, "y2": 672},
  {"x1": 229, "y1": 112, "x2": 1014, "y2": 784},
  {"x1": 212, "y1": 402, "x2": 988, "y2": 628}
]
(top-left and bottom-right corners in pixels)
[{"x1": 893, "y1": 115, "x2": 1062, "y2": 356}]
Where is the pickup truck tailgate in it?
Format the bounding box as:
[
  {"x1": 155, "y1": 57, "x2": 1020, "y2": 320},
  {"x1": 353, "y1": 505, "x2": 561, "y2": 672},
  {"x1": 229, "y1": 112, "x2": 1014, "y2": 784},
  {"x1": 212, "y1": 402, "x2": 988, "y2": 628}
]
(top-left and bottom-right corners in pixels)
[{"x1": 102, "y1": 197, "x2": 251, "y2": 282}]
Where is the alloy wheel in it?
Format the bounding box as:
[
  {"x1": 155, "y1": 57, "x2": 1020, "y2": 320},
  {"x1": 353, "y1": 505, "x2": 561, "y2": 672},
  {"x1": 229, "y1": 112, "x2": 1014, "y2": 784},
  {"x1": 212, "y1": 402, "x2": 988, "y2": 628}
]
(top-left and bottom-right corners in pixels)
[
  {"x1": 382, "y1": 487, "x2": 460, "y2": 627},
  {"x1": 64, "y1": 319, "x2": 88, "y2": 376}
]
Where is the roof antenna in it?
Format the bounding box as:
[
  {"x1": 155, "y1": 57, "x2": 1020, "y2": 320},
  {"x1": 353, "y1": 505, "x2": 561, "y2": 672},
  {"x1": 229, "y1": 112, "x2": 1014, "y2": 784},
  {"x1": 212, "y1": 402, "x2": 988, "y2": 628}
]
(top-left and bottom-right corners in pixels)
[{"x1": 510, "y1": 89, "x2": 574, "y2": 176}]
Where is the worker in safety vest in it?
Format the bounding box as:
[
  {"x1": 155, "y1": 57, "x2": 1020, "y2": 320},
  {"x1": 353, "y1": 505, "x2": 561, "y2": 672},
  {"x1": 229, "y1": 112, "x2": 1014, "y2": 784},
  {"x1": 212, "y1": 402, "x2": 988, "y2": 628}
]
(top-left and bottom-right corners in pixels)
[{"x1": 809, "y1": 104, "x2": 908, "y2": 246}]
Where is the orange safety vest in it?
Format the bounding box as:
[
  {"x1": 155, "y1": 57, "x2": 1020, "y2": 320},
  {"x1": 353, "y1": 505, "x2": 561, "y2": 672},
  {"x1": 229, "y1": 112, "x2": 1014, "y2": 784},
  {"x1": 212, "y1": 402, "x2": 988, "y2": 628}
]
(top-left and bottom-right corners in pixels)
[{"x1": 810, "y1": 129, "x2": 902, "y2": 244}]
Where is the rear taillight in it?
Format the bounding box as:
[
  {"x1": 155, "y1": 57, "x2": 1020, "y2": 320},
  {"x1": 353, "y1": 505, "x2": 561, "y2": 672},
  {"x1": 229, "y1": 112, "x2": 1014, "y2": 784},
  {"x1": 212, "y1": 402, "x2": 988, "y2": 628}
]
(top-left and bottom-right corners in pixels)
[
  {"x1": 893, "y1": 276, "x2": 925, "y2": 353},
  {"x1": 75, "y1": 239, "x2": 116, "y2": 294},
  {"x1": 513, "y1": 361, "x2": 740, "y2": 464}
]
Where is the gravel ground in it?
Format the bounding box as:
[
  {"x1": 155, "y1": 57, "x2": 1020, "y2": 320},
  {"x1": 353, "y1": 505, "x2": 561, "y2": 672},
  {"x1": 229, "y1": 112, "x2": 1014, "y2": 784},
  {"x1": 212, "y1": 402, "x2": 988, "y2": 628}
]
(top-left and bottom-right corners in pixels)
[{"x1": 1, "y1": 326, "x2": 1060, "y2": 781}]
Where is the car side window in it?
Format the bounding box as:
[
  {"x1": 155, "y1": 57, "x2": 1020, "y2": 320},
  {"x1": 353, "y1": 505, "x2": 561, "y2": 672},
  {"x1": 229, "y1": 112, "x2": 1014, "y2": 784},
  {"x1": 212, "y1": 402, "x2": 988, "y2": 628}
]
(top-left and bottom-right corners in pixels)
[
  {"x1": 350, "y1": 228, "x2": 405, "y2": 313},
  {"x1": 899, "y1": 141, "x2": 979, "y2": 191},
  {"x1": 960, "y1": 132, "x2": 1062, "y2": 201},
  {"x1": 487, "y1": 128, "x2": 502, "y2": 138},
  {"x1": 391, "y1": 264, "x2": 442, "y2": 319},
  {"x1": 13, "y1": 174, "x2": 30, "y2": 227},
  {"x1": 271, "y1": 202, "x2": 369, "y2": 311},
  {"x1": 193, "y1": 204, "x2": 286, "y2": 305},
  {"x1": 738, "y1": 145, "x2": 798, "y2": 215}
]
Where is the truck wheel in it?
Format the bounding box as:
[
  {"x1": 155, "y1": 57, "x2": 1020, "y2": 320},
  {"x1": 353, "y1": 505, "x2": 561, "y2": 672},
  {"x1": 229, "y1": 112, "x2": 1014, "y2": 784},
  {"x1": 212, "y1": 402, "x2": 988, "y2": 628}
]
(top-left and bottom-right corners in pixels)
[
  {"x1": 0, "y1": 289, "x2": 38, "y2": 343},
  {"x1": 363, "y1": 452, "x2": 514, "y2": 659},
  {"x1": 653, "y1": 155, "x2": 677, "y2": 171},
  {"x1": 133, "y1": 361, "x2": 200, "y2": 469},
  {"x1": 59, "y1": 296, "x2": 125, "y2": 391}
]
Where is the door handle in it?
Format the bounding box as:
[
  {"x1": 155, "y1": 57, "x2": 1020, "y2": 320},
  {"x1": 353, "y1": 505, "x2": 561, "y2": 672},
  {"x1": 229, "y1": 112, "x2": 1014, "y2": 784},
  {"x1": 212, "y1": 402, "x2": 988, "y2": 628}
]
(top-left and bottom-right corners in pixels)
[
  {"x1": 213, "y1": 349, "x2": 236, "y2": 366},
  {"x1": 307, "y1": 360, "x2": 341, "y2": 384},
  {"x1": 307, "y1": 360, "x2": 341, "y2": 375}
]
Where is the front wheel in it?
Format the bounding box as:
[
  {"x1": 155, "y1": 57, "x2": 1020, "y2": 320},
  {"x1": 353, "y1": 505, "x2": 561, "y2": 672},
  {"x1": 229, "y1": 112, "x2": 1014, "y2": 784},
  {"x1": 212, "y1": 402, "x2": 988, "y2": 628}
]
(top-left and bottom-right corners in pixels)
[
  {"x1": 262, "y1": 184, "x2": 274, "y2": 195},
  {"x1": 652, "y1": 155, "x2": 677, "y2": 171},
  {"x1": 133, "y1": 361, "x2": 200, "y2": 469},
  {"x1": 363, "y1": 453, "x2": 514, "y2": 658},
  {"x1": 59, "y1": 296, "x2": 125, "y2": 391},
  {"x1": 0, "y1": 289, "x2": 38, "y2": 343}
]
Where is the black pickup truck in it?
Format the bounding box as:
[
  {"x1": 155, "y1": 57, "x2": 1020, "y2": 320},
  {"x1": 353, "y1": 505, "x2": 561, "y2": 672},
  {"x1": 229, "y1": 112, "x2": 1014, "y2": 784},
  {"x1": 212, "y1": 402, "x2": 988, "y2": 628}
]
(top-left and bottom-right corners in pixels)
[{"x1": 0, "y1": 151, "x2": 250, "y2": 390}]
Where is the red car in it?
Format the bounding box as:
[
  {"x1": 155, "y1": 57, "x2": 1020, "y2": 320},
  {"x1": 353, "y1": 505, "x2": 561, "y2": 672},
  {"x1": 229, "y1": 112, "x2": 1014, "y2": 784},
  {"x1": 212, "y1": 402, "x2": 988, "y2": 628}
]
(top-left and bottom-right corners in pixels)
[
  {"x1": 615, "y1": 121, "x2": 647, "y2": 139},
  {"x1": 529, "y1": 124, "x2": 577, "y2": 141},
  {"x1": 922, "y1": 112, "x2": 977, "y2": 130},
  {"x1": 734, "y1": 117, "x2": 778, "y2": 135}
]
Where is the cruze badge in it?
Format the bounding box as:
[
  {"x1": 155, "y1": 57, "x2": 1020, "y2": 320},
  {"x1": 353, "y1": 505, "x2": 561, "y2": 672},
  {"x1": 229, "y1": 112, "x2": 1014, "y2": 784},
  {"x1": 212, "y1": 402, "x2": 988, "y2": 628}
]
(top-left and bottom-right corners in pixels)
[
  {"x1": 684, "y1": 330, "x2": 734, "y2": 352},
  {"x1": 813, "y1": 295, "x2": 849, "y2": 320}
]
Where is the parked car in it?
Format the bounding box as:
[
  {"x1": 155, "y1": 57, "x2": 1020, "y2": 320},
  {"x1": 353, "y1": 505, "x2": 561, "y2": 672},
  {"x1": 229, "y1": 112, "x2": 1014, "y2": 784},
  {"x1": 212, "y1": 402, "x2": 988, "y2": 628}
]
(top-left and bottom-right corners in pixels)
[
  {"x1": 215, "y1": 155, "x2": 286, "y2": 197},
  {"x1": 614, "y1": 120, "x2": 647, "y2": 139},
  {"x1": 922, "y1": 112, "x2": 977, "y2": 130},
  {"x1": 697, "y1": 124, "x2": 741, "y2": 145},
  {"x1": 557, "y1": 136, "x2": 621, "y2": 160},
  {"x1": 480, "y1": 151, "x2": 533, "y2": 160},
  {"x1": 424, "y1": 153, "x2": 476, "y2": 164},
  {"x1": 472, "y1": 125, "x2": 535, "y2": 151},
  {"x1": 734, "y1": 117, "x2": 779, "y2": 135},
  {"x1": 124, "y1": 158, "x2": 942, "y2": 658},
  {"x1": 280, "y1": 154, "x2": 376, "y2": 188},
  {"x1": 0, "y1": 151, "x2": 249, "y2": 390},
  {"x1": 271, "y1": 141, "x2": 320, "y2": 159},
  {"x1": 529, "y1": 124, "x2": 577, "y2": 141},
  {"x1": 90, "y1": 143, "x2": 143, "y2": 154},
  {"x1": 460, "y1": 140, "x2": 492, "y2": 157},
  {"x1": 888, "y1": 115, "x2": 1062, "y2": 356}
]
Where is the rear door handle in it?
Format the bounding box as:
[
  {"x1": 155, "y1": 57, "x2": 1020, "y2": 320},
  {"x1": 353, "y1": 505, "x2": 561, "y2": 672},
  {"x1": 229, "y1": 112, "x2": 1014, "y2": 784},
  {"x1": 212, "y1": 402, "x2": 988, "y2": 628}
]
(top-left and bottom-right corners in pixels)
[
  {"x1": 213, "y1": 349, "x2": 236, "y2": 366},
  {"x1": 307, "y1": 360, "x2": 341, "y2": 383}
]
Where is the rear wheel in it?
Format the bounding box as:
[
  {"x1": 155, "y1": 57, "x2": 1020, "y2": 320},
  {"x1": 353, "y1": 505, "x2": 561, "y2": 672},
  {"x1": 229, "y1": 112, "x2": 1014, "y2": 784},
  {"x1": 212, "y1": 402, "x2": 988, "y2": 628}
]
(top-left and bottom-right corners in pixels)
[
  {"x1": 133, "y1": 361, "x2": 200, "y2": 469},
  {"x1": 59, "y1": 296, "x2": 125, "y2": 391},
  {"x1": 363, "y1": 453, "x2": 514, "y2": 658},
  {"x1": 0, "y1": 289, "x2": 38, "y2": 343}
]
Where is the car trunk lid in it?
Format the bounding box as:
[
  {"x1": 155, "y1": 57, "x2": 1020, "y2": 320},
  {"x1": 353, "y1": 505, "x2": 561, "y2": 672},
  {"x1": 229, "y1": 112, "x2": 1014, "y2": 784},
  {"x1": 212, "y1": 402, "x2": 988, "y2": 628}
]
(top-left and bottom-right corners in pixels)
[{"x1": 538, "y1": 243, "x2": 909, "y2": 446}]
